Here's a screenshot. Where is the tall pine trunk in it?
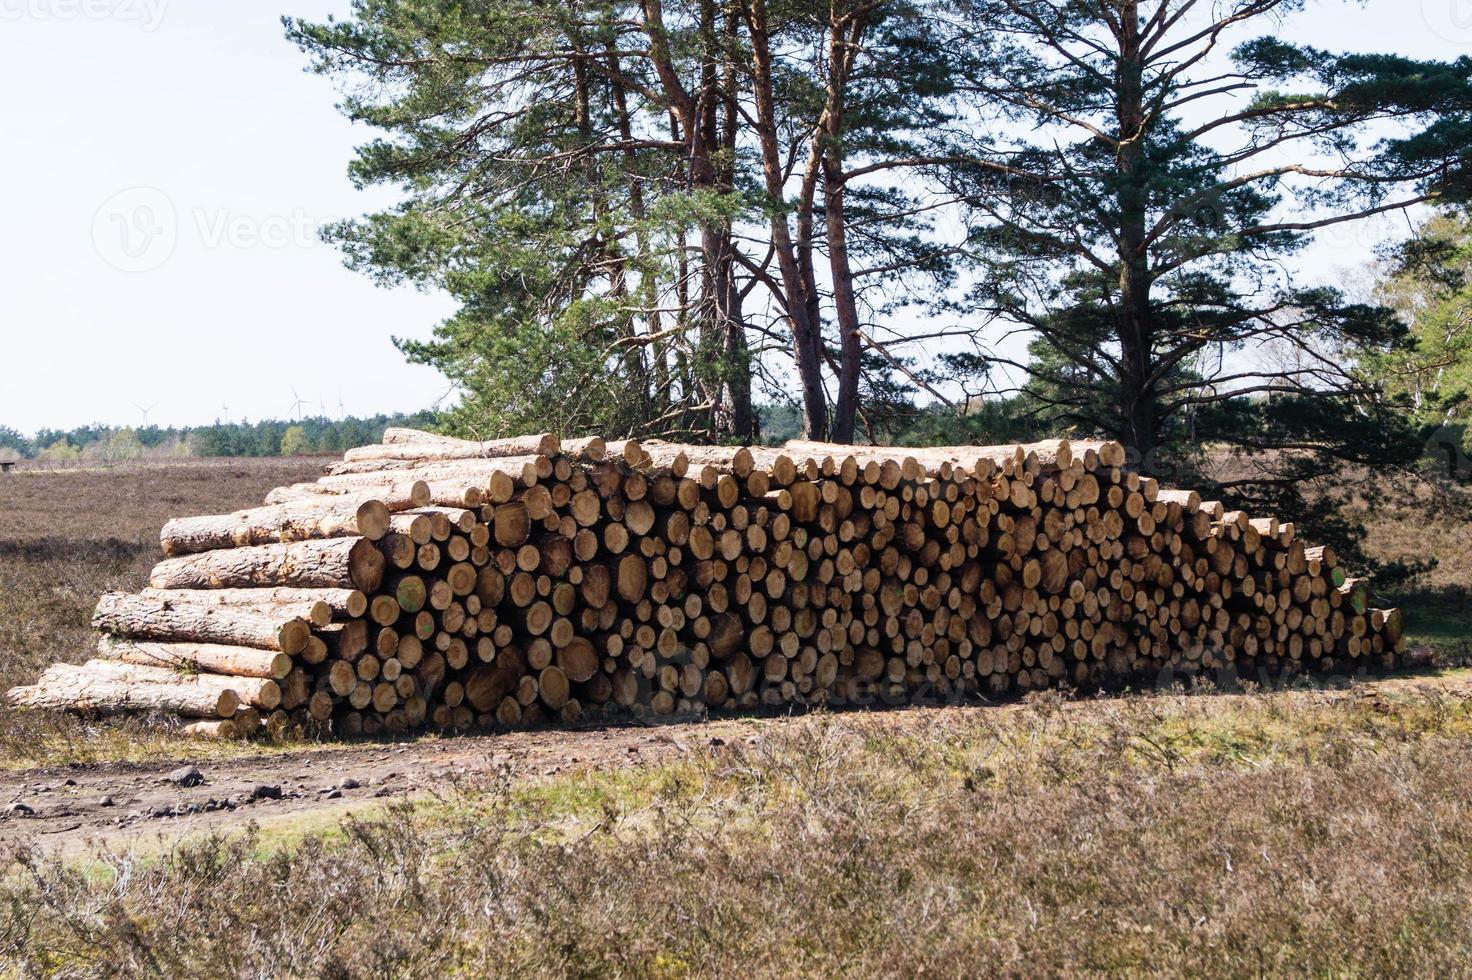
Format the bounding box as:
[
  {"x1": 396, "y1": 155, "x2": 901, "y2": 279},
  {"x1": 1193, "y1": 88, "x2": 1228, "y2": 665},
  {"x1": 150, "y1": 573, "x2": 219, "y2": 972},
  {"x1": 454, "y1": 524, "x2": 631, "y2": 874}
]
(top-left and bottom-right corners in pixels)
[
  {"x1": 1114, "y1": 2, "x2": 1156, "y2": 460},
  {"x1": 720, "y1": 3, "x2": 754, "y2": 441},
  {"x1": 606, "y1": 41, "x2": 661, "y2": 422},
  {"x1": 572, "y1": 52, "x2": 650, "y2": 430},
  {"x1": 797, "y1": 140, "x2": 825, "y2": 386},
  {"x1": 747, "y1": 0, "x2": 828, "y2": 439},
  {"x1": 825, "y1": 165, "x2": 863, "y2": 443},
  {"x1": 642, "y1": 0, "x2": 753, "y2": 441},
  {"x1": 824, "y1": 12, "x2": 867, "y2": 444}
]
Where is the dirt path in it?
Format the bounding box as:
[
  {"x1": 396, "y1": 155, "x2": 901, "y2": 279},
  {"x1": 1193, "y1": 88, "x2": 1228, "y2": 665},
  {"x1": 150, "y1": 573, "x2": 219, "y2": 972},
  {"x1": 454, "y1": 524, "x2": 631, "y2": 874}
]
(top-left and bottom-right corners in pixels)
[
  {"x1": 0, "y1": 718, "x2": 769, "y2": 855},
  {"x1": 4, "y1": 670, "x2": 1470, "y2": 855}
]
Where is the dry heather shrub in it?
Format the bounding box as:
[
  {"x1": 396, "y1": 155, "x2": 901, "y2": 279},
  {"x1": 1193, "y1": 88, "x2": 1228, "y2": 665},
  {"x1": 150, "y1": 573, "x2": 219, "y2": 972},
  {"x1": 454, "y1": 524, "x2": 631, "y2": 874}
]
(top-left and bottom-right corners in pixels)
[
  {"x1": 3, "y1": 696, "x2": 1471, "y2": 977},
  {"x1": 0, "y1": 459, "x2": 323, "y2": 759}
]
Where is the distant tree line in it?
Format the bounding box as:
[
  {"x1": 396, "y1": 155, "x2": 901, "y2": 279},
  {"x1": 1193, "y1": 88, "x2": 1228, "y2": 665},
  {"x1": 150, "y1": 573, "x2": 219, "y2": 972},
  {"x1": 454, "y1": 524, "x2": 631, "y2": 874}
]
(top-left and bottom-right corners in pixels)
[{"x1": 0, "y1": 413, "x2": 440, "y2": 461}]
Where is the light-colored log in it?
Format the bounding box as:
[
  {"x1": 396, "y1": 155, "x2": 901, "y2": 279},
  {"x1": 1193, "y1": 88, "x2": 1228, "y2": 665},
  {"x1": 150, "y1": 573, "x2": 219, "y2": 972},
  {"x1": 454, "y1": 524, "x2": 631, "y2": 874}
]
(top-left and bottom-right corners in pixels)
[
  {"x1": 97, "y1": 635, "x2": 291, "y2": 679},
  {"x1": 9, "y1": 662, "x2": 239, "y2": 718},
  {"x1": 264, "y1": 480, "x2": 429, "y2": 509},
  {"x1": 94, "y1": 591, "x2": 312, "y2": 654},
  {"x1": 560, "y1": 436, "x2": 608, "y2": 462},
  {"x1": 178, "y1": 718, "x2": 245, "y2": 739},
  {"x1": 161, "y1": 498, "x2": 393, "y2": 555},
  {"x1": 376, "y1": 428, "x2": 612, "y2": 462},
  {"x1": 149, "y1": 538, "x2": 384, "y2": 593},
  {"x1": 318, "y1": 458, "x2": 545, "y2": 505},
  {"x1": 139, "y1": 587, "x2": 366, "y2": 624},
  {"x1": 341, "y1": 430, "x2": 560, "y2": 466},
  {"x1": 640, "y1": 442, "x2": 752, "y2": 477},
  {"x1": 77, "y1": 659, "x2": 281, "y2": 709}
]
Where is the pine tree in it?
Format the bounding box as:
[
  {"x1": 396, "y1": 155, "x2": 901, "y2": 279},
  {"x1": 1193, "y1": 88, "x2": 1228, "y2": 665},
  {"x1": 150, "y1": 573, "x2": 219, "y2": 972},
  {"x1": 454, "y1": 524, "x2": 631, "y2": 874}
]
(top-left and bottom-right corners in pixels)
[
  {"x1": 943, "y1": 0, "x2": 1472, "y2": 543},
  {"x1": 286, "y1": 0, "x2": 962, "y2": 442},
  {"x1": 1371, "y1": 214, "x2": 1472, "y2": 431}
]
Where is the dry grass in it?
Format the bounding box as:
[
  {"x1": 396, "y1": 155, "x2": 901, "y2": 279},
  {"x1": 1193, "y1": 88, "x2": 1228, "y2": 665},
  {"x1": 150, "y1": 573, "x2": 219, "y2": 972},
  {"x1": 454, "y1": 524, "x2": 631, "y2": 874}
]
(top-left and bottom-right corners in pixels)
[
  {"x1": 0, "y1": 459, "x2": 325, "y2": 763},
  {"x1": 1340, "y1": 467, "x2": 1472, "y2": 660},
  {"x1": 1346, "y1": 469, "x2": 1472, "y2": 599},
  {"x1": 4, "y1": 684, "x2": 1472, "y2": 976}
]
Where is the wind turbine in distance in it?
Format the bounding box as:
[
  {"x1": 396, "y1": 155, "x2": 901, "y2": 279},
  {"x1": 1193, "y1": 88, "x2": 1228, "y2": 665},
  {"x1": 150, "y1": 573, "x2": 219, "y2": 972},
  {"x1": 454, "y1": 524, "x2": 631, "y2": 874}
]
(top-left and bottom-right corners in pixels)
[
  {"x1": 132, "y1": 402, "x2": 158, "y2": 428},
  {"x1": 287, "y1": 387, "x2": 309, "y2": 422}
]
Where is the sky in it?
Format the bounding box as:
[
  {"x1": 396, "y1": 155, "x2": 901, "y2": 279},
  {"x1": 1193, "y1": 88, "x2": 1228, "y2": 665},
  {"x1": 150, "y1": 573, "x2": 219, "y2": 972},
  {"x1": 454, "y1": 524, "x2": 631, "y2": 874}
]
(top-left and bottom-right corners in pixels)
[
  {"x1": 2, "y1": 0, "x2": 1470, "y2": 436},
  {"x1": 0, "y1": 1, "x2": 460, "y2": 435}
]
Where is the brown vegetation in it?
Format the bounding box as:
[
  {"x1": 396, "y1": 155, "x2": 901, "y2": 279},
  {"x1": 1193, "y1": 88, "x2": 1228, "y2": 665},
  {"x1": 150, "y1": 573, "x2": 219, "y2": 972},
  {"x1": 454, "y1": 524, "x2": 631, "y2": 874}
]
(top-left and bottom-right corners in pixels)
[
  {"x1": 3, "y1": 683, "x2": 1472, "y2": 975},
  {"x1": 1348, "y1": 472, "x2": 1472, "y2": 599}
]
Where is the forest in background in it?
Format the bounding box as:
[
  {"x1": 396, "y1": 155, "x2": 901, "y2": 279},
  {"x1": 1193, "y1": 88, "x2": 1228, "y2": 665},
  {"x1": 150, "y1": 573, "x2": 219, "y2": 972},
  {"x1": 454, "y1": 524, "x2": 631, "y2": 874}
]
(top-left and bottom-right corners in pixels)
[{"x1": 0, "y1": 413, "x2": 439, "y2": 462}]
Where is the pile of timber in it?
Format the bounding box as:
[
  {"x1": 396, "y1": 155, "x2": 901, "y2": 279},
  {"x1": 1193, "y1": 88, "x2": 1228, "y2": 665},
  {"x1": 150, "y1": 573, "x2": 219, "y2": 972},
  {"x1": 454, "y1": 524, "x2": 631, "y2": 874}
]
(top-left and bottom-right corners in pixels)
[{"x1": 7, "y1": 429, "x2": 1406, "y2": 738}]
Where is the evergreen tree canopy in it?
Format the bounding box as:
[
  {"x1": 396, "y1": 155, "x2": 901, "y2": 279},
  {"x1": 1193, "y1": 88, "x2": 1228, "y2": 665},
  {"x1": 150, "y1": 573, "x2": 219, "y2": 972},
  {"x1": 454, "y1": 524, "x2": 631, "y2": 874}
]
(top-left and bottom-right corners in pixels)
[
  {"x1": 286, "y1": 0, "x2": 966, "y2": 442},
  {"x1": 942, "y1": 1, "x2": 1472, "y2": 468},
  {"x1": 923, "y1": 0, "x2": 1472, "y2": 554},
  {"x1": 285, "y1": 1, "x2": 1472, "y2": 562},
  {"x1": 1370, "y1": 213, "x2": 1472, "y2": 431}
]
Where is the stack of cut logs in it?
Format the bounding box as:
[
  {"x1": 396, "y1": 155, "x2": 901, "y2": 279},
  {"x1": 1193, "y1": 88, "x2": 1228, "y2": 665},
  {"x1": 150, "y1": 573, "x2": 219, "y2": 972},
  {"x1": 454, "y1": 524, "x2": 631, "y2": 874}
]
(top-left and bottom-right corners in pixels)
[{"x1": 7, "y1": 429, "x2": 1407, "y2": 737}]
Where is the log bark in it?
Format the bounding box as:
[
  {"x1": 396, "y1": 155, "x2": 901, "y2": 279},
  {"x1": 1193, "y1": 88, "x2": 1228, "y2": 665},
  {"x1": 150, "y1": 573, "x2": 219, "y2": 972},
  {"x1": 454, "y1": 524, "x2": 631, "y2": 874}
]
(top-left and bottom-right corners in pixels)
[
  {"x1": 161, "y1": 498, "x2": 392, "y2": 556},
  {"x1": 318, "y1": 459, "x2": 545, "y2": 506},
  {"x1": 78, "y1": 659, "x2": 281, "y2": 709},
  {"x1": 640, "y1": 442, "x2": 753, "y2": 476},
  {"x1": 149, "y1": 538, "x2": 384, "y2": 593},
  {"x1": 97, "y1": 635, "x2": 292, "y2": 679},
  {"x1": 94, "y1": 591, "x2": 312, "y2": 654},
  {"x1": 343, "y1": 430, "x2": 560, "y2": 464},
  {"x1": 560, "y1": 437, "x2": 608, "y2": 463},
  {"x1": 10, "y1": 663, "x2": 239, "y2": 718},
  {"x1": 139, "y1": 587, "x2": 366, "y2": 624},
  {"x1": 311, "y1": 474, "x2": 480, "y2": 508},
  {"x1": 355, "y1": 431, "x2": 607, "y2": 465},
  {"x1": 264, "y1": 481, "x2": 429, "y2": 509}
]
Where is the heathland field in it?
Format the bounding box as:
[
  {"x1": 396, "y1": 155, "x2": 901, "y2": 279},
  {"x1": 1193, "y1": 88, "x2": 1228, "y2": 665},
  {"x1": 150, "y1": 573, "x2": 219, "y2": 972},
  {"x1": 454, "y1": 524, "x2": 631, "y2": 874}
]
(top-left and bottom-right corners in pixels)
[{"x1": 0, "y1": 457, "x2": 1470, "y2": 975}]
